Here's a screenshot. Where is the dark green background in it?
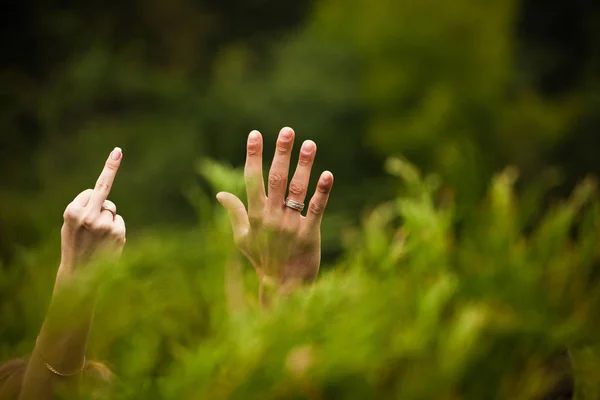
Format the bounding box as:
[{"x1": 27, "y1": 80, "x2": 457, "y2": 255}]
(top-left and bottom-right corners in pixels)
[
  {"x1": 1, "y1": 1, "x2": 600, "y2": 398},
  {"x1": 1, "y1": 0, "x2": 599, "y2": 262}
]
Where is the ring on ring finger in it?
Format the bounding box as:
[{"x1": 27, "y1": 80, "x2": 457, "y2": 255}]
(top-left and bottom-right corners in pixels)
[
  {"x1": 101, "y1": 200, "x2": 117, "y2": 218},
  {"x1": 284, "y1": 198, "x2": 304, "y2": 212}
]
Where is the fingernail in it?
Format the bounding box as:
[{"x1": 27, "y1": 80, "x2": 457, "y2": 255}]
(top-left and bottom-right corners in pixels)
[
  {"x1": 111, "y1": 147, "x2": 122, "y2": 160},
  {"x1": 248, "y1": 131, "x2": 260, "y2": 144},
  {"x1": 321, "y1": 171, "x2": 333, "y2": 183},
  {"x1": 318, "y1": 172, "x2": 333, "y2": 192},
  {"x1": 301, "y1": 140, "x2": 316, "y2": 154},
  {"x1": 279, "y1": 128, "x2": 293, "y2": 142}
]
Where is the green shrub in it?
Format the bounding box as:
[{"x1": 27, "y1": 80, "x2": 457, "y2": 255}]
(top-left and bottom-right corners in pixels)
[{"x1": 2, "y1": 159, "x2": 599, "y2": 399}]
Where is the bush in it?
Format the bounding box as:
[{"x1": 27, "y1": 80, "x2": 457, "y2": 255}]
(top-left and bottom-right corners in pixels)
[{"x1": 2, "y1": 159, "x2": 599, "y2": 399}]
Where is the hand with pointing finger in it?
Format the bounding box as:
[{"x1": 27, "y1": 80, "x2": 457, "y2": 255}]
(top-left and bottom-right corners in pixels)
[
  {"x1": 59, "y1": 146, "x2": 126, "y2": 274},
  {"x1": 18, "y1": 147, "x2": 125, "y2": 400},
  {"x1": 217, "y1": 127, "x2": 334, "y2": 305}
]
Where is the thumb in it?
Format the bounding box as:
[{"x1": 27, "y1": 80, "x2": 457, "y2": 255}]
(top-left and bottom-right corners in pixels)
[{"x1": 216, "y1": 192, "x2": 250, "y2": 243}]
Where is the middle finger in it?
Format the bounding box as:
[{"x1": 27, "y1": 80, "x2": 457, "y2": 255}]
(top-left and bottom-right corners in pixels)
[
  {"x1": 88, "y1": 147, "x2": 122, "y2": 212},
  {"x1": 267, "y1": 127, "x2": 295, "y2": 213}
]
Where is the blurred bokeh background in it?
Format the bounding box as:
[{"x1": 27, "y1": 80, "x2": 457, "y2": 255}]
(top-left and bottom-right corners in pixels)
[
  {"x1": 1, "y1": 0, "x2": 599, "y2": 262},
  {"x1": 1, "y1": 0, "x2": 600, "y2": 398}
]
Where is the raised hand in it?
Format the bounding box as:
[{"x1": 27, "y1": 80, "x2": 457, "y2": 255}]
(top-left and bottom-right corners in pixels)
[
  {"x1": 59, "y1": 147, "x2": 126, "y2": 273},
  {"x1": 18, "y1": 147, "x2": 125, "y2": 400},
  {"x1": 217, "y1": 127, "x2": 334, "y2": 302}
]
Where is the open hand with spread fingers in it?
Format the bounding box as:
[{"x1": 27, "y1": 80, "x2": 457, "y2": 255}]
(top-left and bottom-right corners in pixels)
[
  {"x1": 59, "y1": 147, "x2": 126, "y2": 276},
  {"x1": 217, "y1": 127, "x2": 334, "y2": 304}
]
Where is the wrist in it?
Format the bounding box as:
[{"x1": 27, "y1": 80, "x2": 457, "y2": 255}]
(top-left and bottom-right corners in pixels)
[
  {"x1": 260, "y1": 274, "x2": 280, "y2": 287},
  {"x1": 52, "y1": 262, "x2": 99, "y2": 312},
  {"x1": 57, "y1": 259, "x2": 78, "y2": 279},
  {"x1": 258, "y1": 275, "x2": 306, "y2": 308},
  {"x1": 260, "y1": 274, "x2": 306, "y2": 291},
  {"x1": 58, "y1": 245, "x2": 86, "y2": 275}
]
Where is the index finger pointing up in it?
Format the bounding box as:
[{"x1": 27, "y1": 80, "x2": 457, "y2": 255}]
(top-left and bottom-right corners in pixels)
[{"x1": 88, "y1": 147, "x2": 123, "y2": 211}]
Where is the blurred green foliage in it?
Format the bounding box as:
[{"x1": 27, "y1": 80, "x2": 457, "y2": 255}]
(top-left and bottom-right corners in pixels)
[
  {"x1": 1, "y1": 0, "x2": 600, "y2": 398},
  {"x1": 2, "y1": 159, "x2": 600, "y2": 398}
]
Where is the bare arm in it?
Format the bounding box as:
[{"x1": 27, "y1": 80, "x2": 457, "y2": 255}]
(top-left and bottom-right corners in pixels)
[
  {"x1": 20, "y1": 275, "x2": 96, "y2": 399},
  {"x1": 20, "y1": 148, "x2": 125, "y2": 399}
]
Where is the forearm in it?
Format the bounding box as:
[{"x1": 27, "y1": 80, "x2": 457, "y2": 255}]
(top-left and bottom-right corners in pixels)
[
  {"x1": 19, "y1": 265, "x2": 96, "y2": 400},
  {"x1": 19, "y1": 146, "x2": 125, "y2": 399}
]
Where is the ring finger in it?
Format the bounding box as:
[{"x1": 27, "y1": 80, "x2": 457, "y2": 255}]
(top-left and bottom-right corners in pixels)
[
  {"x1": 285, "y1": 140, "x2": 317, "y2": 213},
  {"x1": 101, "y1": 200, "x2": 117, "y2": 220}
]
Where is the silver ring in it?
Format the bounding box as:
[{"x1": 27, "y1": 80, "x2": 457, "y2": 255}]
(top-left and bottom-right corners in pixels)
[{"x1": 284, "y1": 198, "x2": 305, "y2": 212}]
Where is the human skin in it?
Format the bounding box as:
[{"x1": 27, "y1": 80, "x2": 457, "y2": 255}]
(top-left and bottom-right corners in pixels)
[
  {"x1": 217, "y1": 127, "x2": 334, "y2": 305},
  {"x1": 17, "y1": 147, "x2": 125, "y2": 400}
]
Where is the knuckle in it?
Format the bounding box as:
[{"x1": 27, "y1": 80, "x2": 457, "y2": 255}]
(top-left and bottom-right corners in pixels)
[
  {"x1": 247, "y1": 142, "x2": 261, "y2": 156},
  {"x1": 63, "y1": 205, "x2": 79, "y2": 222},
  {"x1": 97, "y1": 223, "x2": 112, "y2": 233},
  {"x1": 288, "y1": 181, "x2": 306, "y2": 197},
  {"x1": 81, "y1": 215, "x2": 96, "y2": 229},
  {"x1": 77, "y1": 189, "x2": 94, "y2": 200},
  {"x1": 268, "y1": 172, "x2": 287, "y2": 189},
  {"x1": 298, "y1": 156, "x2": 312, "y2": 167},
  {"x1": 104, "y1": 161, "x2": 118, "y2": 171},
  {"x1": 95, "y1": 180, "x2": 111, "y2": 193},
  {"x1": 275, "y1": 143, "x2": 291, "y2": 156},
  {"x1": 317, "y1": 183, "x2": 331, "y2": 194},
  {"x1": 308, "y1": 201, "x2": 324, "y2": 216}
]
